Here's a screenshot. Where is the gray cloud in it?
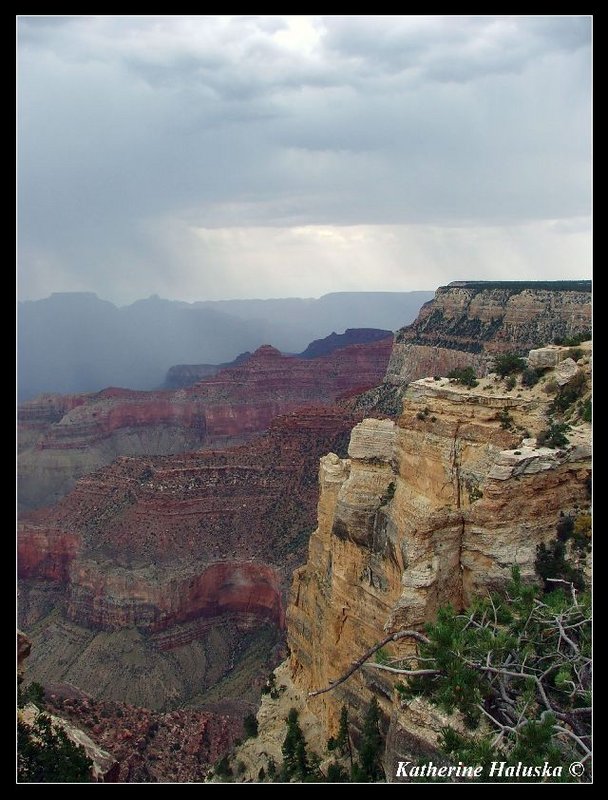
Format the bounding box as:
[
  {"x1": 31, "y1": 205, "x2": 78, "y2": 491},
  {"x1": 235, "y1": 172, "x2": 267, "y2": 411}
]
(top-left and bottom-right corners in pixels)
[{"x1": 17, "y1": 15, "x2": 591, "y2": 303}]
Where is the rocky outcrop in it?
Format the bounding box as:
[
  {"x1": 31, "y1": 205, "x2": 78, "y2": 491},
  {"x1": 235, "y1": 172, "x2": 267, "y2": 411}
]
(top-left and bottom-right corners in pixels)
[
  {"x1": 19, "y1": 338, "x2": 392, "y2": 510},
  {"x1": 287, "y1": 351, "x2": 591, "y2": 737},
  {"x1": 384, "y1": 281, "x2": 591, "y2": 387},
  {"x1": 43, "y1": 686, "x2": 242, "y2": 782},
  {"x1": 18, "y1": 630, "x2": 32, "y2": 683}
]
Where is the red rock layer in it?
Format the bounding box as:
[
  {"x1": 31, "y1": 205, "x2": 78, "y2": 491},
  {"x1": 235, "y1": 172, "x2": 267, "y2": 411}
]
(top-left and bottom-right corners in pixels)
[
  {"x1": 20, "y1": 339, "x2": 392, "y2": 452},
  {"x1": 19, "y1": 407, "x2": 359, "y2": 638}
]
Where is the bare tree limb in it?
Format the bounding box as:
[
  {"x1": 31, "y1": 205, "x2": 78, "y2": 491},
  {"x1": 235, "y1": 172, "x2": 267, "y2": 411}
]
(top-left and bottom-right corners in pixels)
[
  {"x1": 308, "y1": 629, "x2": 430, "y2": 698},
  {"x1": 365, "y1": 663, "x2": 440, "y2": 676},
  {"x1": 554, "y1": 725, "x2": 592, "y2": 756}
]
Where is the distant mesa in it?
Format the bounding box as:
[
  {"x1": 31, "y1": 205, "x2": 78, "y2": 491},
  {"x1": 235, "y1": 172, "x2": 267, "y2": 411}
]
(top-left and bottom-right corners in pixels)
[
  {"x1": 298, "y1": 328, "x2": 393, "y2": 360},
  {"x1": 164, "y1": 329, "x2": 394, "y2": 389},
  {"x1": 18, "y1": 291, "x2": 432, "y2": 399}
]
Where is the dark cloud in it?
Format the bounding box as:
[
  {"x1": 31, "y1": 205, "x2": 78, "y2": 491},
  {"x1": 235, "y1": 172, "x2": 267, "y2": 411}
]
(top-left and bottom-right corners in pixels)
[{"x1": 17, "y1": 15, "x2": 591, "y2": 303}]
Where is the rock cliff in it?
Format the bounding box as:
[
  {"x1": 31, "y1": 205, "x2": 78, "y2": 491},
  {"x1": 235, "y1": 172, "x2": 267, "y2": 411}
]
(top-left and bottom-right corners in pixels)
[
  {"x1": 384, "y1": 281, "x2": 591, "y2": 389},
  {"x1": 19, "y1": 338, "x2": 392, "y2": 510},
  {"x1": 286, "y1": 344, "x2": 591, "y2": 744}
]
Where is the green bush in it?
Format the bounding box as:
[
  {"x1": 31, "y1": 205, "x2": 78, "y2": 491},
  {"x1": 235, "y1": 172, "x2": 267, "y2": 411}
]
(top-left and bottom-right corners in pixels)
[
  {"x1": 498, "y1": 408, "x2": 515, "y2": 431},
  {"x1": 396, "y1": 568, "x2": 591, "y2": 781},
  {"x1": 504, "y1": 375, "x2": 516, "y2": 390},
  {"x1": 537, "y1": 422, "x2": 570, "y2": 449},
  {"x1": 492, "y1": 353, "x2": 525, "y2": 377},
  {"x1": 521, "y1": 367, "x2": 539, "y2": 387},
  {"x1": 447, "y1": 367, "x2": 478, "y2": 388}
]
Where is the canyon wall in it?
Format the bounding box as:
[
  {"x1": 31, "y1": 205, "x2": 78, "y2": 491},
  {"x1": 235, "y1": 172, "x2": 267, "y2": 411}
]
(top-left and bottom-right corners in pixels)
[
  {"x1": 385, "y1": 281, "x2": 591, "y2": 386},
  {"x1": 287, "y1": 345, "x2": 591, "y2": 739},
  {"x1": 18, "y1": 407, "x2": 359, "y2": 708},
  {"x1": 19, "y1": 338, "x2": 392, "y2": 510}
]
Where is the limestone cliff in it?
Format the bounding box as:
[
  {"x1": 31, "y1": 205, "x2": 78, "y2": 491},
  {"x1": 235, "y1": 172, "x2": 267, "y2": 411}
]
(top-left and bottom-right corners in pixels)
[
  {"x1": 287, "y1": 344, "x2": 591, "y2": 745},
  {"x1": 385, "y1": 280, "x2": 591, "y2": 388}
]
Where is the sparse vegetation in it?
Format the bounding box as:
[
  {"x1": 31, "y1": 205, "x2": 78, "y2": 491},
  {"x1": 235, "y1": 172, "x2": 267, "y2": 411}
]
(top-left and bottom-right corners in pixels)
[
  {"x1": 214, "y1": 754, "x2": 233, "y2": 779},
  {"x1": 554, "y1": 331, "x2": 591, "y2": 346},
  {"x1": 447, "y1": 366, "x2": 478, "y2": 388},
  {"x1": 18, "y1": 682, "x2": 46, "y2": 708}
]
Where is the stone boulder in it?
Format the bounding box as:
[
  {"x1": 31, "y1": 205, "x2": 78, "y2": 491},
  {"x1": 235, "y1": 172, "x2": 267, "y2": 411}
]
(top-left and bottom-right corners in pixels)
[
  {"x1": 528, "y1": 346, "x2": 566, "y2": 370},
  {"x1": 554, "y1": 358, "x2": 580, "y2": 387}
]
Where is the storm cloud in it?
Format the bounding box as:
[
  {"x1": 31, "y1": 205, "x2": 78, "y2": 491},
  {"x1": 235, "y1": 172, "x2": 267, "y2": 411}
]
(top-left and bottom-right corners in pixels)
[{"x1": 17, "y1": 15, "x2": 591, "y2": 303}]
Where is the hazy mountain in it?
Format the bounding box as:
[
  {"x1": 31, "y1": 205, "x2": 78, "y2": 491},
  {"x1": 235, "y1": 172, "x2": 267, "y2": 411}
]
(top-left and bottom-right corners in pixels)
[{"x1": 17, "y1": 291, "x2": 433, "y2": 399}]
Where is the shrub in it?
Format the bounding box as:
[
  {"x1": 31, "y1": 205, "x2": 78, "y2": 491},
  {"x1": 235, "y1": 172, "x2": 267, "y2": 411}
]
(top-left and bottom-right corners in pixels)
[
  {"x1": 537, "y1": 422, "x2": 570, "y2": 449},
  {"x1": 447, "y1": 366, "x2": 478, "y2": 388},
  {"x1": 542, "y1": 380, "x2": 559, "y2": 395},
  {"x1": 567, "y1": 348, "x2": 583, "y2": 362},
  {"x1": 492, "y1": 353, "x2": 525, "y2": 377},
  {"x1": 505, "y1": 375, "x2": 516, "y2": 390},
  {"x1": 243, "y1": 713, "x2": 258, "y2": 739},
  {"x1": 498, "y1": 408, "x2": 514, "y2": 431},
  {"x1": 521, "y1": 367, "x2": 539, "y2": 387}
]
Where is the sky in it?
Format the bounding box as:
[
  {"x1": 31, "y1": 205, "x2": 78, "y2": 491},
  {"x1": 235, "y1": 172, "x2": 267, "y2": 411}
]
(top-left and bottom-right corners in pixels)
[{"x1": 17, "y1": 15, "x2": 592, "y2": 304}]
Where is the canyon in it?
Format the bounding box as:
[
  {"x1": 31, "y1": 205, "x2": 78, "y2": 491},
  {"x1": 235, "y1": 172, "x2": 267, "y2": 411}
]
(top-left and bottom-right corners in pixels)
[
  {"x1": 17, "y1": 281, "x2": 592, "y2": 781},
  {"x1": 18, "y1": 406, "x2": 359, "y2": 709},
  {"x1": 19, "y1": 336, "x2": 393, "y2": 511}
]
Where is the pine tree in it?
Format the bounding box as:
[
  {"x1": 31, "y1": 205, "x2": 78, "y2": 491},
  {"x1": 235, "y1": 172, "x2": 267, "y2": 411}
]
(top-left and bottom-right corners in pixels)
[
  {"x1": 18, "y1": 714, "x2": 93, "y2": 783},
  {"x1": 281, "y1": 708, "x2": 310, "y2": 780},
  {"x1": 335, "y1": 704, "x2": 353, "y2": 769},
  {"x1": 353, "y1": 698, "x2": 384, "y2": 782}
]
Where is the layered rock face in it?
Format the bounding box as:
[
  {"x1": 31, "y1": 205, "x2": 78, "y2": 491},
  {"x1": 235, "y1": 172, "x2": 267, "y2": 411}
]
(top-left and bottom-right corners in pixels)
[
  {"x1": 287, "y1": 351, "x2": 591, "y2": 736},
  {"x1": 19, "y1": 338, "x2": 392, "y2": 510},
  {"x1": 385, "y1": 281, "x2": 591, "y2": 387},
  {"x1": 163, "y1": 351, "x2": 252, "y2": 389},
  {"x1": 18, "y1": 407, "x2": 358, "y2": 707}
]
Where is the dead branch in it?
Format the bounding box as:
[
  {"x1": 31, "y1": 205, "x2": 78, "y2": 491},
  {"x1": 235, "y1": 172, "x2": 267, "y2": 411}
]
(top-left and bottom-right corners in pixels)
[{"x1": 308, "y1": 629, "x2": 430, "y2": 698}]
